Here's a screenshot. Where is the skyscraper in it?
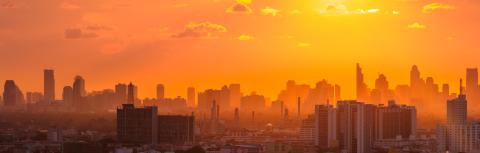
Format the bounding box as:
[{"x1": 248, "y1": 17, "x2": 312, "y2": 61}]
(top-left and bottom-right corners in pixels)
[
  {"x1": 62, "y1": 86, "x2": 73, "y2": 104},
  {"x1": 356, "y1": 63, "x2": 369, "y2": 102},
  {"x1": 127, "y1": 83, "x2": 135, "y2": 104},
  {"x1": 72, "y1": 76, "x2": 86, "y2": 103},
  {"x1": 3, "y1": 80, "x2": 25, "y2": 106},
  {"x1": 437, "y1": 79, "x2": 480, "y2": 153},
  {"x1": 156, "y1": 84, "x2": 164, "y2": 100},
  {"x1": 314, "y1": 104, "x2": 337, "y2": 148},
  {"x1": 43, "y1": 69, "x2": 55, "y2": 102},
  {"x1": 229, "y1": 84, "x2": 241, "y2": 107},
  {"x1": 337, "y1": 100, "x2": 377, "y2": 153},
  {"x1": 115, "y1": 83, "x2": 127, "y2": 104},
  {"x1": 157, "y1": 115, "x2": 195, "y2": 145},
  {"x1": 377, "y1": 101, "x2": 416, "y2": 140},
  {"x1": 466, "y1": 68, "x2": 479, "y2": 93},
  {"x1": 117, "y1": 104, "x2": 158, "y2": 144},
  {"x1": 187, "y1": 87, "x2": 195, "y2": 107},
  {"x1": 447, "y1": 82, "x2": 467, "y2": 125}
]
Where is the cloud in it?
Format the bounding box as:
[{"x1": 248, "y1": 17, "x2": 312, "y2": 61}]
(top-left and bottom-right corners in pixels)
[
  {"x1": 172, "y1": 22, "x2": 227, "y2": 38},
  {"x1": 237, "y1": 34, "x2": 254, "y2": 41},
  {"x1": 85, "y1": 25, "x2": 113, "y2": 31},
  {"x1": 288, "y1": 9, "x2": 302, "y2": 15},
  {"x1": 0, "y1": 0, "x2": 21, "y2": 9},
  {"x1": 261, "y1": 7, "x2": 280, "y2": 16},
  {"x1": 407, "y1": 22, "x2": 426, "y2": 29},
  {"x1": 297, "y1": 42, "x2": 311, "y2": 48},
  {"x1": 423, "y1": 3, "x2": 455, "y2": 13},
  {"x1": 236, "y1": 0, "x2": 252, "y2": 4},
  {"x1": 60, "y1": 2, "x2": 80, "y2": 10},
  {"x1": 226, "y1": 3, "x2": 252, "y2": 14},
  {"x1": 64, "y1": 28, "x2": 98, "y2": 39}
]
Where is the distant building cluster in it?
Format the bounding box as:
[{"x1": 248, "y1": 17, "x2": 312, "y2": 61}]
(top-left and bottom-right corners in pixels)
[{"x1": 2, "y1": 64, "x2": 480, "y2": 153}]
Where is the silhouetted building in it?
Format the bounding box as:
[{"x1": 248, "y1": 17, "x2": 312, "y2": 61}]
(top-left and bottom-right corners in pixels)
[
  {"x1": 26, "y1": 92, "x2": 43, "y2": 104},
  {"x1": 43, "y1": 69, "x2": 55, "y2": 103},
  {"x1": 127, "y1": 83, "x2": 135, "y2": 104},
  {"x1": 447, "y1": 81, "x2": 467, "y2": 125},
  {"x1": 198, "y1": 86, "x2": 230, "y2": 112},
  {"x1": 117, "y1": 104, "x2": 158, "y2": 144},
  {"x1": 62, "y1": 86, "x2": 73, "y2": 104},
  {"x1": 157, "y1": 115, "x2": 195, "y2": 145},
  {"x1": 3, "y1": 80, "x2": 24, "y2": 106},
  {"x1": 187, "y1": 87, "x2": 195, "y2": 107},
  {"x1": 314, "y1": 104, "x2": 337, "y2": 148},
  {"x1": 115, "y1": 83, "x2": 127, "y2": 104},
  {"x1": 437, "y1": 80, "x2": 480, "y2": 153},
  {"x1": 356, "y1": 63, "x2": 369, "y2": 102},
  {"x1": 72, "y1": 76, "x2": 86, "y2": 104},
  {"x1": 229, "y1": 84, "x2": 242, "y2": 107},
  {"x1": 377, "y1": 101, "x2": 416, "y2": 140},
  {"x1": 157, "y1": 84, "x2": 165, "y2": 100},
  {"x1": 337, "y1": 100, "x2": 377, "y2": 153},
  {"x1": 241, "y1": 92, "x2": 266, "y2": 113}
]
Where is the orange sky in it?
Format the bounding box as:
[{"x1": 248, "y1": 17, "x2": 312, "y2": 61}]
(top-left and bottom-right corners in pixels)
[{"x1": 0, "y1": 0, "x2": 479, "y2": 100}]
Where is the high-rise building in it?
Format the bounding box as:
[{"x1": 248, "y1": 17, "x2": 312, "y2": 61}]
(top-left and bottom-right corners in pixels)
[
  {"x1": 198, "y1": 86, "x2": 230, "y2": 112},
  {"x1": 337, "y1": 100, "x2": 377, "y2": 153},
  {"x1": 356, "y1": 63, "x2": 369, "y2": 102},
  {"x1": 72, "y1": 76, "x2": 86, "y2": 104},
  {"x1": 437, "y1": 79, "x2": 480, "y2": 153},
  {"x1": 466, "y1": 68, "x2": 479, "y2": 93},
  {"x1": 447, "y1": 81, "x2": 467, "y2": 125},
  {"x1": 377, "y1": 101, "x2": 416, "y2": 140},
  {"x1": 229, "y1": 84, "x2": 242, "y2": 107},
  {"x1": 314, "y1": 104, "x2": 337, "y2": 148},
  {"x1": 43, "y1": 69, "x2": 55, "y2": 102},
  {"x1": 62, "y1": 86, "x2": 73, "y2": 104},
  {"x1": 115, "y1": 83, "x2": 127, "y2": 104},
  {"x1": 187, "y1": 87, "x2": 195, "y2": 107},
  {"x1": 240, "y1": 93, "x2": 266, "y2": 113},
  {"x1": 127, "y1": 83, "x2": 135, "y2": 104},
  {"x1": 117, "y1": 104, "x2": 158, "y2": 144},
  {"x1": 156, "y1": 84, "x2": 165, "y2": 100},
  {"x1": 299, "y1": 115, "x2": 315, "y2": 144},
  {"x1": 157, "y1": 115, "x2": 195, "y2": 145},
  {"x1": 3, "y1": 80, "x2": 25, "y2": 106}
]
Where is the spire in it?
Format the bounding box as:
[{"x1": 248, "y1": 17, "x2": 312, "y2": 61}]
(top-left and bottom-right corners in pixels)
[{"x1": 460, "y1": 78, "x2": 464, "y2": 95}]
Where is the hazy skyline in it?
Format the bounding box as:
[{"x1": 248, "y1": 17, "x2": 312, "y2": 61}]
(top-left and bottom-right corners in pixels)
[{"x1": 1, "y1": 0, "x2": 479, "y2": 99}]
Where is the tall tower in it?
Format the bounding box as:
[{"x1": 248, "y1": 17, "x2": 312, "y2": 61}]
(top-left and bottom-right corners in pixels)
[
  {"x1": 466, "y1": 68, "x2": 478, "y2": 93},
  {"x1": 156, "y1": 84, "x2": 165, "y2": 100},
  {"x1": 297, "y1": 97, "x2": 301, "y2": 118},
  {"x1": 234, "y1": 107, "x2": 240, "y2": 125},
  {"x1": 187, "y1": 87, "x2": 195, "y2": 107},
  {"x1": 447, "y1": 79, "x2": 467, "y2": 125},
  {"x1": 356, "y1": 63, "x2": 368, "y2": 101},
  {"x1": 62, "y1": 86, "x2": 73, "y2": 104},
  {"x1": 127, "y1": 83, "x2": 135, "y2": 104},
  {"x1": 43, "y1": 69, "x2": 55, "y2": 102},
  {"x1": 72, "y1": 76, "x2": 86, "y2": 104},
  {"x1": 3, "y1": 80, "x2": 24, "y2": 106}
]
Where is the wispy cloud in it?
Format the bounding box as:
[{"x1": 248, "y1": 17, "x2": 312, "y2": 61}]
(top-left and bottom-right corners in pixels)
[
  {"x1": 261, "y1": 7, "x2": 280, "y2": 16},
  {"x1": 407, "y1": 22, "x2": 426, "y2": 29},
  {"x1": 423, "y1": 3, "x2": 455, "y2": 13},
  {"x1": 297, "y1": 42, "x2": 311, "y2": 48},
  {"x1": 65, "y1": 28, "x2": 98, "y2": 39},
  {"x1": 226, "y1": 3, "x2": 252, "y2": 14},
  {"x1": 172, "y1": 22, "x2": 227, "y2": 38},
  {"x1": 237, "y1": 34, "x2": 254, "y2": 41}
]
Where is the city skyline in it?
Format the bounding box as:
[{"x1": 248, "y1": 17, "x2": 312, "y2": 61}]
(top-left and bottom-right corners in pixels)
[{"x1": 0, "y1": 64, "x2": 475, "y2": 100}]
